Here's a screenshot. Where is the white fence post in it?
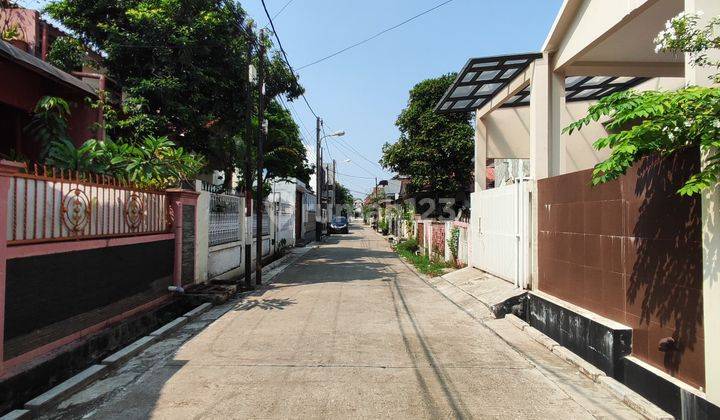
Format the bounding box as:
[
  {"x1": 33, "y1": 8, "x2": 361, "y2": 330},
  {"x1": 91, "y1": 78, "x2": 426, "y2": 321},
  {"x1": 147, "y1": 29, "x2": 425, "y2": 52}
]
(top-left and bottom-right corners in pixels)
[{"x1": 195, "y1": 180, "x2": 209, "y2": 283}]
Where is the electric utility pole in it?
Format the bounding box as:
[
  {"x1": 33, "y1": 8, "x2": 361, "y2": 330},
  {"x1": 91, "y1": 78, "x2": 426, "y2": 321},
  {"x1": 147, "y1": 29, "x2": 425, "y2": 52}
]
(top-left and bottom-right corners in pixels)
[
  {"x1": 374, "y1": 177, "x2": 378, "y2": 227},
  {"x1": 255, "y1": 28, "x2": 266, "y2": 286},
  {"x1": 332, "y1": 159, "x2": 337, "y2": 218},
  {"x1": 315, "y1": 117, "x2": 322, "y2": 241},
  {"x1": 242, "y1": 21, "x2": 254, "y2": 292}
]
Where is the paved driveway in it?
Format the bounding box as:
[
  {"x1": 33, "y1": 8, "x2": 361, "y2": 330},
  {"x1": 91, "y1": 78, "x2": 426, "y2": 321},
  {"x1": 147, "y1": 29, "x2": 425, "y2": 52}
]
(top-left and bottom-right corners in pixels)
[{"x1": 45, "y1": 224, "x2": 640, "y2": 419}]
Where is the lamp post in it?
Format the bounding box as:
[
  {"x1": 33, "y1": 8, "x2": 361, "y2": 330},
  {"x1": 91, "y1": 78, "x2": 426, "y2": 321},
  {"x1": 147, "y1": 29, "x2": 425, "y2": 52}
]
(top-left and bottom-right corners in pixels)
[{"x1": 315, "y1": 124, "x2": 345, "y2": 241}]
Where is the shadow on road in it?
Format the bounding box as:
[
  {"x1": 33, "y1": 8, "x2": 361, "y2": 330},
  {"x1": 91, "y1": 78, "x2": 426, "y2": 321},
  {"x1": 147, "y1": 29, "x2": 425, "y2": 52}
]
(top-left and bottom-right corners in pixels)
[{"x1": 233, "y1": 298, "x2": 297, "y2": 311}]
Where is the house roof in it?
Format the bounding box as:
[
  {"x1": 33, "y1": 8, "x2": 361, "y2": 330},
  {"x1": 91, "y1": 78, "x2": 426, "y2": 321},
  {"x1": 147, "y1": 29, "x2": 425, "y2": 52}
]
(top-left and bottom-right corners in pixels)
[
  {"x1": 435, "y1": 53, "x2": 542, "y2": 114},
  {"x1": 384, "y1": 179, "x2": 403, "y2": 197},
  {"x1": 0, "y1": 40, "x2": 97, "y2": 97}
]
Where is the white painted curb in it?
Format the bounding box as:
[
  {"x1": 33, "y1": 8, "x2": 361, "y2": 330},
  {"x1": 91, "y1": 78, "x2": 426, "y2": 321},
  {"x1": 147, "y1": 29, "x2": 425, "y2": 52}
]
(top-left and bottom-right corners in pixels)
[
  {"x1": 149, "y1": 317, "x2": 189, "y2": 339},
  {"x1": 101, "y1": 336, "x2": 157, "y2": 367},
  {"x1": 183, "y1": 302, "x2": 212, "y2": 319},
  {"x1": 0, "y1": 409, "x2": 30, "y2": 420},
  {"x1": 24, "y1": 365, "x2": 108, "y2": 412}
]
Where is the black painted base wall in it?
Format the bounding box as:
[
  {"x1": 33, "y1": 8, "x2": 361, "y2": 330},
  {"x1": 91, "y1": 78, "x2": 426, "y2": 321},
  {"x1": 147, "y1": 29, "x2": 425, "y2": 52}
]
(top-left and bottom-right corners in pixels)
[
  {"x1": 526, "y1": 293, "x2": 720, "y2": 419},
  {"x1": 5, "y1": 239, "x2": 174, "y2": 359},
  {"x1": 527, "y1": 293, "x2": 631, "y2": 377},
  {"x1": 619, "y1": 357, "x2": 720, "y2": 420}
]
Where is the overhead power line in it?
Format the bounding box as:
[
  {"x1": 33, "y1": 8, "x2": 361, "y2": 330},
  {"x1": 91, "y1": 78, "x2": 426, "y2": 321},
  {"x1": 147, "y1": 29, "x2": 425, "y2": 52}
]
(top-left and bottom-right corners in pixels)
[
  {"x1": 326, "y1": 139, "x2": 381, "y2": 179},
  {"x1": 297, "y1": 0, "x2": 456, "y2": 70},
  {"x1": 259, "y1": 0, "x2": 320, "y2": 119},
  {"x1": 335, "y1": 171, "x2": 376, "y2": 180},
  {"x1": 271, "y1": 0, "x2": 296, "y2": 20}
]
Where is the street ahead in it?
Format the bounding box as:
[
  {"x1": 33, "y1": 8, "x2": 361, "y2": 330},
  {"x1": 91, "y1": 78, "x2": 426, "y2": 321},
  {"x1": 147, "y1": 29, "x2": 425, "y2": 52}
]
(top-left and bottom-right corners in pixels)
[{"x1": 44, "y1": 224, "x2": 640, "y2": 419}]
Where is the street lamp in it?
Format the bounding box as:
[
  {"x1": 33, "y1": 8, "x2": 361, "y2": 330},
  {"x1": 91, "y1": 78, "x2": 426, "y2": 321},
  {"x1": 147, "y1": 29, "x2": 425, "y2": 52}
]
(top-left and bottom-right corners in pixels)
[
  {"x1": 316, "y1": 120, "x2": 346, "y2": 241},
  {"x1": 324, "y1": 131, "x2": 345, "y2": 139}
]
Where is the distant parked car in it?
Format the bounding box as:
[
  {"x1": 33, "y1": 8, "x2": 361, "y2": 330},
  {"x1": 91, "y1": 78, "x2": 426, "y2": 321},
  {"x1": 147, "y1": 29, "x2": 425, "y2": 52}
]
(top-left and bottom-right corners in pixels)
[{"x1": 329, "y1": 216, "x2": 349, "y2": 234}]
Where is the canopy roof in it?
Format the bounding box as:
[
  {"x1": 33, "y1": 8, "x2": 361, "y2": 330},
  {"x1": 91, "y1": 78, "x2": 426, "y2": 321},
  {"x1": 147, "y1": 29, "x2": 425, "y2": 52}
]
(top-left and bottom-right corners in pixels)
[
  {"x1": 435, "y1": 53, "x2": 541, "y2": 114},
  {"x1": 436, "y1": 52, "x2": 647, "y2": 113},
  {"x1": 502, "y1": 75, "x2": 647, "y2": 108}
]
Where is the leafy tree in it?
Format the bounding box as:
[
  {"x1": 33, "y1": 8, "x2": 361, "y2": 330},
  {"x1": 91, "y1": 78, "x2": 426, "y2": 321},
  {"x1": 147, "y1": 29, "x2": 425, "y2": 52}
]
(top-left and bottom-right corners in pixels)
[
  {"x1": 381, "y1": 74, "x2": 474, "y2": 201},
  {"x1": 566, "y1": 11, "x2": 720, "y2": 196},
  {"x1": 334, "y1": 183, "x2": 354, "y2": 206},
  {"x1": 44, "y1": 0, "x2": 306, "y2": 181},
  {"x1": 47, "y1": 36, "x2": 87, "y2": 72},
  {"x1": 234, "y1": 100, "x2": 312, "y2": 197}
]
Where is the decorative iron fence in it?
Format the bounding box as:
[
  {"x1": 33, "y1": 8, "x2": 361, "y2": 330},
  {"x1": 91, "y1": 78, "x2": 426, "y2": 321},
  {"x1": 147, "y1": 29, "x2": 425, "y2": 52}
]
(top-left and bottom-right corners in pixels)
[
  {"x1": 6, "y1": 165, "x2": 169, "y2": 245},
  {"x1": 208, "y1": 192, "x2": 241, "y2": 247}
]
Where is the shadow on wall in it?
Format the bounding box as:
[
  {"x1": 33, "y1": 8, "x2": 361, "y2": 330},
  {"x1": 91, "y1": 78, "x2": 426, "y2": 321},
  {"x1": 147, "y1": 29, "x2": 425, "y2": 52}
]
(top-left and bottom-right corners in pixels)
[{"x1": 627, "y1": 148, "x2": 702, "y2": 378}]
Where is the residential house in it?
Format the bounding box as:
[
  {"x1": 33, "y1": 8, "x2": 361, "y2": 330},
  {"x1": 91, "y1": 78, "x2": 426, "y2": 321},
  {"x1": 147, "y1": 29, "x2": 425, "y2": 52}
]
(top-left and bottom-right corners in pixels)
[
  {"x1": 0, "y1": 39, "x2": 100, "y2": 159},
  {"x1": 0, "y1": 9, "x2": 200, "y2": 413},
  {"x1": 436, "y1": 0, "x2": 719, "y2": 417},
  {"x1": 1, "y1": 7, "x2": 111, "y2": 158}
]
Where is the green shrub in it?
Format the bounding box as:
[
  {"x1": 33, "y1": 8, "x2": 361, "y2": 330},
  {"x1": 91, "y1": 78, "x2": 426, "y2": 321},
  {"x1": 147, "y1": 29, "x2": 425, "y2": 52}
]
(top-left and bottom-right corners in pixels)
[
  {"x1": 448, "y1": 227, "x2": 460, "y2": 261},
  {"x1": 394, "y1": 239, "x2": 448, "y2": 277},
  {"x1": 46, "y1": 135, "x2": 205, "y2": 189},
  {"x1": 379, "y1": 219, "x2": 389, "y2": 231},
  {"x1": 396, "y1": 238, "x2": 418, "y2": 253}
]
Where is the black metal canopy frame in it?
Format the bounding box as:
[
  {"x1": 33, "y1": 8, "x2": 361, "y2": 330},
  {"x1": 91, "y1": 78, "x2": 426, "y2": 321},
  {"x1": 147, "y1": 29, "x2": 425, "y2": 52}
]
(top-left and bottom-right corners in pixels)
[
  {"x1": 435, "y1": 53, "x2": 541, "y2": 114},
  {"x1": 435, "y1": 52, "x2": 648, "y2": 114}
]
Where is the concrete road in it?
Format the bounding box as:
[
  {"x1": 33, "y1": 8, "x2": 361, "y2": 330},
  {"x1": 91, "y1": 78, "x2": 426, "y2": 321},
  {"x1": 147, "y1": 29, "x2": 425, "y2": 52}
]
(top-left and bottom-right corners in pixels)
[{"x1": 46, "y1": 224, "x2": 640, "y2": 419}]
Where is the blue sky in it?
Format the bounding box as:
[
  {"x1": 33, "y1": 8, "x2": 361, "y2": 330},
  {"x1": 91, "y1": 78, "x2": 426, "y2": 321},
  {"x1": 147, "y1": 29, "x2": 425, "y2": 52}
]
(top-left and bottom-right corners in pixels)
[{"x1": 21, "y1": 0, "x2": 564, "y2": 197}]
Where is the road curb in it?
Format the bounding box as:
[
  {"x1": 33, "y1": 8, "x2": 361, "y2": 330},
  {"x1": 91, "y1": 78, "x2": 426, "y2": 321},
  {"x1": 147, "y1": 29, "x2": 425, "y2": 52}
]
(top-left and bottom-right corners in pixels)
[
  {"x1": 24, "y1": 365, "x2": 108, "y2": 413},
  {"x1": 183, "y1": 302, "x2": 213, "y2": 319},
  {"x1": 504, "y1": 314, "x2": 528, "y2": 331},
  {"x1": 101, "y1": 336, "x2": 157, "y2": 367},
  {"x1": 149, "y1": 316, "x2": 189, "y2": 339},
  {"x1": 505, "y1": 313, "x2": 672, "y2": 419},
  {"x1": 0, "y1": 409, "x2": 30, "y2": 420}
]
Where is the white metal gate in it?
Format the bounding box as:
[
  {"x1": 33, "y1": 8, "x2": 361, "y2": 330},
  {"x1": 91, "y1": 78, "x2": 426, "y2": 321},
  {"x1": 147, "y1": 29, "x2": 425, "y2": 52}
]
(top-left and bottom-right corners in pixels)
[
  {"x1": 471, "y1": 180, "x2": 530, "y2": 288},
  {"x1": 276, "y1": 202, "x2": 294, "y2": 246}
]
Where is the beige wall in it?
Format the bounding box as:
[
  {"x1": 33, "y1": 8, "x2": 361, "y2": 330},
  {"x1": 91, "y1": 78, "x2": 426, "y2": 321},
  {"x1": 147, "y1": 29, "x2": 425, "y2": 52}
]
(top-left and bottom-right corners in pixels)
[
  {"x1": 483, "y1": 107, "x2": 530, "y2": 159},
  {"x1": 551, "y1": 0, "x2": 650, "y2": 69},
  {"x1": 480, "y1": 77, "x2": 685, "y2": 173},
  {"x1": 481, "y1": 101, "x2": 608, "y2": 171}
]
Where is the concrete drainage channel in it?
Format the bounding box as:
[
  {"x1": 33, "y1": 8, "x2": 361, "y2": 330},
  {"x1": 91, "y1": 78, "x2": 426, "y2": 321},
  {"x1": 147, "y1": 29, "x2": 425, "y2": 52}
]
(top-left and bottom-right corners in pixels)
[
  {"x1": 1, "y1": 303, "x2": 212, "y2": 420},
  {"x1": 1, "y1": 245, "x2": 315, "y2": 420}
]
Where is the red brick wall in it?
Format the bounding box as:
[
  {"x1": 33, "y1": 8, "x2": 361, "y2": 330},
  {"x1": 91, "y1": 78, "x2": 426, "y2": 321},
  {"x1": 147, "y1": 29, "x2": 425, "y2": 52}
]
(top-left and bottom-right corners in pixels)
[
  {"x1": 537, "y1": 149, "x2": 703, "y2": 388},
  {"x1": 432, "y1": 222, "x2": 445, "y2": 257}
]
